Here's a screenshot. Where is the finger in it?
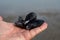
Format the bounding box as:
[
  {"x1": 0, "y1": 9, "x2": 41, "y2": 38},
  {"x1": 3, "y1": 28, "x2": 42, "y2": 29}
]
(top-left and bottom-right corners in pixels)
[
  {"x1": 0, "y1": 16, "x2": 3, "y2": 21},
  {"x1": 29, "y1": 22, "x2": 48, "y2": 38}
]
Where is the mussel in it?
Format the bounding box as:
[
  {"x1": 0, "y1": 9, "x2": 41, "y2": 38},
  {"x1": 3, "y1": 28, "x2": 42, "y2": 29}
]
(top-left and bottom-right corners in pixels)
[
  {"x1": 25, "y1": 12, "x2": 37, "y2": 21},
  {"x1": 15, "y1": 12, "x2": 44, "y2": 30},
  {"x1": 24, "y1": 12, "x2": 37, "y2": 26},
  {"x1": 26, "y1": 19, "x2": 44, "y2": 30},
  {"x1": 15, "y1": 16, "x2": 25, "y2": 29}
]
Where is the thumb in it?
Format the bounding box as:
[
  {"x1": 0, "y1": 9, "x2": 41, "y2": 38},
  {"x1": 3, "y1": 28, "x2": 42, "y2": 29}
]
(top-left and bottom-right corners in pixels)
[{"x1": 0, "y1": 16, "x2": 3, "y2": 21}]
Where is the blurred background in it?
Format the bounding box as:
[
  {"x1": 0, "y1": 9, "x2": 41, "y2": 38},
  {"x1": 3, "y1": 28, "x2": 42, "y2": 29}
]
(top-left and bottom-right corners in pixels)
[{"x1": 0, "y1": 0, "x2": 60, "y2": 40}]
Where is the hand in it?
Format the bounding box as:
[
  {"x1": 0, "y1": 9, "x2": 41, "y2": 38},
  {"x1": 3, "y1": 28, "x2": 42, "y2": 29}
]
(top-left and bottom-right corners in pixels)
[{"x1": 0, "y1": 16, "x2": 48, "y2": 40}]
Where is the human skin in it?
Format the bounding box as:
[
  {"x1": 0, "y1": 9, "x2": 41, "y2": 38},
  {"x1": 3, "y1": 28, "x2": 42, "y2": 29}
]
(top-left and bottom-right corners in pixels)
[{"x1": 0, "y1": 16, "x2": 48, "y2": 40}]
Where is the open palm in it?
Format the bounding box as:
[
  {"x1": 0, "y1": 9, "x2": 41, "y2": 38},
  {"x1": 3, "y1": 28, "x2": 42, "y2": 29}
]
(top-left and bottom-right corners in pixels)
[{"x1": 0, "y1": 16, "x2": 47, "y2": 40}]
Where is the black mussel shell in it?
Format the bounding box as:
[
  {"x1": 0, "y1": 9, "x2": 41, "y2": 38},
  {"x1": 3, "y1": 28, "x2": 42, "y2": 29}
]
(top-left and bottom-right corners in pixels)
[
  {"x1": 15, "y1": 16, "x2": 25, "y2": 29},
  {"x1": 25, "y1": 12, "x2": 37, "y2": 21},
  {"x1": 24, "y1": 12, "x2": 37, "y2": 25},
  {"x1": 26, "y1": 19, "x2": 44, "y2": 30}
]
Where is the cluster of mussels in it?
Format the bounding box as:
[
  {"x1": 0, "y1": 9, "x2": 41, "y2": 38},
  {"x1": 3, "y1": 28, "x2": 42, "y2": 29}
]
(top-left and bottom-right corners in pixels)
[{"x1": 15, "y1": 12, "x2": 44, "y2": 30}]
